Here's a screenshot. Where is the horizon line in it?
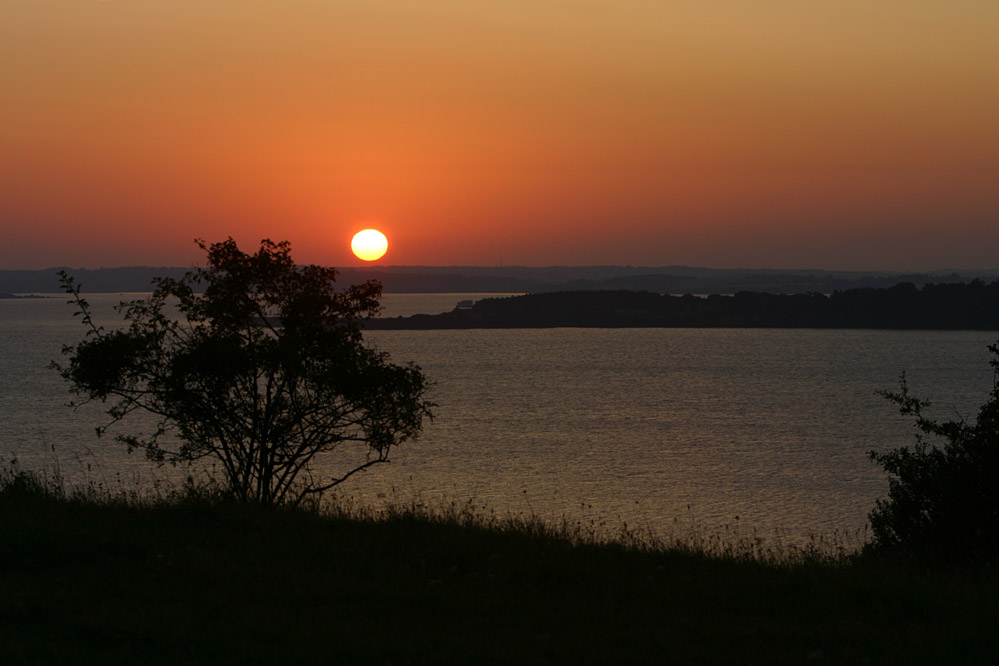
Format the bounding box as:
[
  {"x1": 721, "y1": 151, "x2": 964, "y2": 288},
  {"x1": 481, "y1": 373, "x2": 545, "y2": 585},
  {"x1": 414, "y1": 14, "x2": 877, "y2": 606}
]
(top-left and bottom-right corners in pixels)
[{"x1": 6, "y1": 264, "x2": 999, "y2": 274}]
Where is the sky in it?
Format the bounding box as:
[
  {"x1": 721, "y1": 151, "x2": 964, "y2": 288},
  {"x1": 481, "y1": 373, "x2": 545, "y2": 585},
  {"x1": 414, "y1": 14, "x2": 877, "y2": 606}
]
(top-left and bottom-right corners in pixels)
[{"x1": 2, "y1": 1, "x2": 997, "y2": 270}]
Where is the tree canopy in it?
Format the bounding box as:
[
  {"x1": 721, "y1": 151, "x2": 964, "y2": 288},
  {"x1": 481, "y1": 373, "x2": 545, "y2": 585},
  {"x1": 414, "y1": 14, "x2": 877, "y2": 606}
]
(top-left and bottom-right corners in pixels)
[{"x1": 56, "y1": 238, "x2": 433, "y2": 505}]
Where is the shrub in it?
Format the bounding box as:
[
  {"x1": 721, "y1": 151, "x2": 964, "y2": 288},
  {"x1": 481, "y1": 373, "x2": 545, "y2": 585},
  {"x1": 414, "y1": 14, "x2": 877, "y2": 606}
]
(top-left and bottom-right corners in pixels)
[{"x1": 867, "y1": 342, "x2": 999, "y2": 563}]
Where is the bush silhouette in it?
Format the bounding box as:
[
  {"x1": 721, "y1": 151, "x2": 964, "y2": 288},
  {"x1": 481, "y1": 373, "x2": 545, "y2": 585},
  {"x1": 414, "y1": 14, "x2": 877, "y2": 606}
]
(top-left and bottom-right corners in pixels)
[
  {"x1": 867, "y1": 342, "x2": 999, "y2": 563},
  {"x1": 55, "y1": 238, "x2": 433, "y2": 505}
]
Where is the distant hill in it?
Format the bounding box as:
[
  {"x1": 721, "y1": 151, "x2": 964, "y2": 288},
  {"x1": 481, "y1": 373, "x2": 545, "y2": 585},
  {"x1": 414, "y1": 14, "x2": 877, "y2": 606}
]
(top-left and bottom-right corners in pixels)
[
  {"x1": 0, "y1": 267, "x2": 190, "y2": 294},
  {"x1": 2, "y1": 265, "x2": 998, "y2": 295},
  {"x1": 365, "y1": 281, "x2": 999, "y2": 330}
]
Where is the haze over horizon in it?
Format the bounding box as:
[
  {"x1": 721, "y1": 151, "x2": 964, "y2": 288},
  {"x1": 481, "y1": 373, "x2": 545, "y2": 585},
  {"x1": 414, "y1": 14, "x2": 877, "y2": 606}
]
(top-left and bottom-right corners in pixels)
[
  {"x1": 2, "y1": 1, "x2": 996, "y2": 271},
  {"x1": 5, "y1": 247, "x2": 999, "y2": 274}
]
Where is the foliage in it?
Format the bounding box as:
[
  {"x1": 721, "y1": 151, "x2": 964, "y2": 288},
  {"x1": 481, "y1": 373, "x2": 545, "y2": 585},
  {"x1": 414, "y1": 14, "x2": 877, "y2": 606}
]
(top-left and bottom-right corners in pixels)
[
  {"x1": 867, "y1": 342, "x2": 999, "y2": 563},
  {"x1": 54, "y1": 238, "x2": 432, "y2": 505}
]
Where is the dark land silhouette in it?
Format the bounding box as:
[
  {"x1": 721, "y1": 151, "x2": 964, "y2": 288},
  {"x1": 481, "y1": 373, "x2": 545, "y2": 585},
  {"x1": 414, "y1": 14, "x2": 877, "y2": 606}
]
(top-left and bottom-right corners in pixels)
[
  {"x1": 3, "y1": 265, "x2": 998, "y2": 294},
  {"x1": 365, "y1": 281, "x2": 999, "y2": 330},
  {"x1": 0, "y1": 292, "x2": 45, "y2": 299},
  {"x1": 5, "y1": 472, "x2": 998, "y2": 665}
]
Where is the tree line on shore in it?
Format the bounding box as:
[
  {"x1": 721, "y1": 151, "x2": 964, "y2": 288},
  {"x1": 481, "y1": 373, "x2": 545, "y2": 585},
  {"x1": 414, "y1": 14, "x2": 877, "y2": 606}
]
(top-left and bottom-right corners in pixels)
[{"x1": 367, "y1": 280, "x2": 999, "y2": 329}]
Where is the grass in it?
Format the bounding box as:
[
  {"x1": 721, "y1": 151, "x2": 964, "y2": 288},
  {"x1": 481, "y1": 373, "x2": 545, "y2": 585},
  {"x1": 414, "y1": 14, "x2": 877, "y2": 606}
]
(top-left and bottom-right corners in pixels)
[{"x1": 2, "y1": 466, "x2": 998, "y2": 665}]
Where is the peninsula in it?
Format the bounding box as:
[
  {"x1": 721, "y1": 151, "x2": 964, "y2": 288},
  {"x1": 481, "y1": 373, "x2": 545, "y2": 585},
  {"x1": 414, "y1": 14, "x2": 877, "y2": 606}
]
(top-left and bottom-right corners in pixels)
[{"x1": 365, "y1": 281, "x2": 999, "y2": 330}]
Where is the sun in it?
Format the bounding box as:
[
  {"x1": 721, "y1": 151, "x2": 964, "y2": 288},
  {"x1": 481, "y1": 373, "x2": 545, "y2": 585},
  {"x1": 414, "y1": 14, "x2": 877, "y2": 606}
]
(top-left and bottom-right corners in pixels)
[{"x1": 351, "y1": 229, "x2": 388, "y2": 261}]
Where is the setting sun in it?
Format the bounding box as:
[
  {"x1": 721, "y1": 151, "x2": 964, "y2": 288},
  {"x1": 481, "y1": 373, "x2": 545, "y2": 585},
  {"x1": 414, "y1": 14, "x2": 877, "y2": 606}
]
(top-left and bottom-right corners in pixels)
[{"x1": 350, "y1": 229, "x2": 388, "y2": 261}]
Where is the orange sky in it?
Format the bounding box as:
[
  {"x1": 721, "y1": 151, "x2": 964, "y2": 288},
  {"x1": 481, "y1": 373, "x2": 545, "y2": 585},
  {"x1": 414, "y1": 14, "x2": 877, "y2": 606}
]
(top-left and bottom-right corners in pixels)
[{"x1": 2, "y1": 1, "x2": 997, "y2": 269}]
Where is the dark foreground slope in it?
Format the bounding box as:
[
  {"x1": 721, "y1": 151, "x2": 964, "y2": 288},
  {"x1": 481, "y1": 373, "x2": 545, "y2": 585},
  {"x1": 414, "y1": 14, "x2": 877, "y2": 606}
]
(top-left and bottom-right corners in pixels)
[
  {"x1": 366, "y1": 281, "x2": 999, "y2": 330},
  {"x1": 2, "y1": 482, "x2": 998, "y2": 665}
]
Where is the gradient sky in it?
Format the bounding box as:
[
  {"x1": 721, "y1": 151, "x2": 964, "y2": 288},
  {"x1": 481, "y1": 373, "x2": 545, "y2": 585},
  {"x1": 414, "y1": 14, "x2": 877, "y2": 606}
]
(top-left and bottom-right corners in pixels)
[{"x1": 2, "y1": 1, "x2": 997, "y2": 270}]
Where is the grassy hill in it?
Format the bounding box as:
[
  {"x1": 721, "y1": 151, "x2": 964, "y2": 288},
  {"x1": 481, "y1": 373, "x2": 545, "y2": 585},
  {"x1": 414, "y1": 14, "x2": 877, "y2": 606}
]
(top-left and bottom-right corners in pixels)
[{"x1": 2, "y1": 471, "x2": 997, "y2": 665}]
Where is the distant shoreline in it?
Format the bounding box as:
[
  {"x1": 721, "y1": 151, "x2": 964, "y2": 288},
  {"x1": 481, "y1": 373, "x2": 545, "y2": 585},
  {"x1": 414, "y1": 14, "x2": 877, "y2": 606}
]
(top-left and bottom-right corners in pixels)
[
  {"x1": 3, "y1": 265, "x2": 999, "y2": 296},
  {"x1": 365, "y1": 282, "x2": 999, "y2": 331},
  {"x1": 0, "y1": 292, "x2": 48, "y2": 300}
]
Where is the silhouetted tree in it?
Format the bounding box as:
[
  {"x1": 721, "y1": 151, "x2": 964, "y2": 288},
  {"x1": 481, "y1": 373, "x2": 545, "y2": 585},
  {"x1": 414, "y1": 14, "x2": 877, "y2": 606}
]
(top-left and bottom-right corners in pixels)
[
  {"x1": 55, "y1": 239, "x2": 433, "y2": 505},
  {"x1": 867, "y1": 342, "x2": 999, "y2": 563}
]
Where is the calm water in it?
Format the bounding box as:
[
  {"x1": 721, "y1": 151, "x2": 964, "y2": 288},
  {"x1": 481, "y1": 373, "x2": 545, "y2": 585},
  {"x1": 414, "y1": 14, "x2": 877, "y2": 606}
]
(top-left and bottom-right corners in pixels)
[{"x1": 2, "y1": 293, "x2": 996, "y2": 544}]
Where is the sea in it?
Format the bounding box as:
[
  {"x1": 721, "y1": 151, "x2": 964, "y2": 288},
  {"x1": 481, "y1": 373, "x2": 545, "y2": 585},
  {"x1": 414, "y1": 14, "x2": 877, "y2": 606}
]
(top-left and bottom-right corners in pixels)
[{"x1": 2, "y1": 292, "x2": 997, "y2": 547}]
